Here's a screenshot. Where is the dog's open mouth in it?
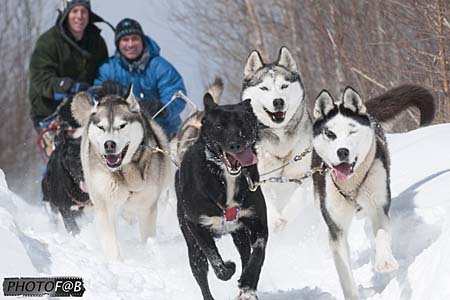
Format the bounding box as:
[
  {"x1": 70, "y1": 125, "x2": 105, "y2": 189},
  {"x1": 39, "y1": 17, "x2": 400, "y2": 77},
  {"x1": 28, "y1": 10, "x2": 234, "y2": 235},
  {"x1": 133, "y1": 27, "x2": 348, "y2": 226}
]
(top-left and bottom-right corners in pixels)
[
  {"x1": 332, "y1": 161, "x2": 356, "y2": 180},
  {"x1": 104, "y1": 144, "x2": 129, "y2": 170},
  {"x1": 264, "y1": 108, "x2": 286, "y2": 123},
  {"x1": 222, "y1": 148, "x2": 258, "y2": 176}
]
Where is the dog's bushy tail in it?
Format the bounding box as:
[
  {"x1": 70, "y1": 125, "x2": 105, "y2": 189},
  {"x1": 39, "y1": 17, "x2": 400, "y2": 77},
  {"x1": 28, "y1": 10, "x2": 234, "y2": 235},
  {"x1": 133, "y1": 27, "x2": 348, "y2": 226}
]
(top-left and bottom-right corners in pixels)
[
  {"x1": 207, "y1": 77, "x2": 224, "y2": 104},
  {"x1": 366, "y1": 85, "x2": 435, "y2": 126}
]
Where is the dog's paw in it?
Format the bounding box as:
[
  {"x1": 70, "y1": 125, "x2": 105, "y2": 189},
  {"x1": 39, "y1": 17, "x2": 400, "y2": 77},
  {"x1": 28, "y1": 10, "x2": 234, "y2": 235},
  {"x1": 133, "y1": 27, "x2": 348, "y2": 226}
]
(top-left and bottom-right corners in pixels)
[
  {"x1": 375, "y1": 254, "x2": 399, "y2": 273},
  {"x1": 215, "y1": 260, "x2": 236, "y2": 281},
  {"x1": 375, "y1": 229, "x2": 398, "y2": 273},
  {"x1": 236, "y1": 288, "x2": 258, "y2": 300}
]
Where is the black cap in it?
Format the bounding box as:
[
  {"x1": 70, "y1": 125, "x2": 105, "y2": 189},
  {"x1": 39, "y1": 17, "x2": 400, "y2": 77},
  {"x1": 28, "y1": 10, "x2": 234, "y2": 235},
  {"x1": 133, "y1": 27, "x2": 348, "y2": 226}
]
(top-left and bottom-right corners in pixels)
[
  {"x1": 61, "y1": 0, "x2": 91, "y2": 15},
  {"x1": 115, "y1": 18, "x2": 145, "y2": 46},
  {"x1": 56, "y1": 0, "x2": 115, "y2": 57}
]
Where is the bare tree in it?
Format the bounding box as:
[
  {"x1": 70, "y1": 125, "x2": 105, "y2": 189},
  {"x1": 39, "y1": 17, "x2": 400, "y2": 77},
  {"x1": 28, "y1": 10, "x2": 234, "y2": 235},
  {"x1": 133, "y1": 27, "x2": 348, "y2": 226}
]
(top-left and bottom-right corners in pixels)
[
  {"x1": 171, "y1": 0, "x2": 449, "y2": 127},
  {"x1": 0, "y1": 0, "x2": 50, "y2": 198}
]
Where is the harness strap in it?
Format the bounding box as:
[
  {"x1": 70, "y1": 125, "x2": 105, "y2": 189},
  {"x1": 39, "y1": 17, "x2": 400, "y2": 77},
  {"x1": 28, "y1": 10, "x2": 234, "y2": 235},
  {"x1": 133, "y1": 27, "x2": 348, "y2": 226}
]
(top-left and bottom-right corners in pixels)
[
  {"x1": 71, "y1": 198, "x2": 92, "y2": 208},
  {"x1": 244, "y1": 161, "x2": 328, "y2": 192},
  {"x1": 330, "y1": 166, "x2": 371, "y2": 202},
  {"x1": 150, "y1": 146, "x2": 180, "y2": 168},
  {"x1": 259, "y1": 147, "x2": 312, "y2": 177},
  {"x1": 151, "y1": 90, "x2": 198, "y2": 120},
  {"x1": 205, "y1": 190, "x2": 240, "y2": 224},
  {"x1": 36, "y1": 126, "x2": 57, "y2": 163},
  {"x1": 36, "y1": 121, "x2": 77, "y2": 163}
]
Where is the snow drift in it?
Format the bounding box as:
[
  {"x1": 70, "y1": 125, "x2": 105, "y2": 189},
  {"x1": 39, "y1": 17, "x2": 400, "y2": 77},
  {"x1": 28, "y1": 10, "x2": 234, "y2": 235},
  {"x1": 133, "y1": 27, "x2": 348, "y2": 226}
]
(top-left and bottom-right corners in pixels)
[{"x1": 1, "y1": 124, "x2": 450, "y2": 300}]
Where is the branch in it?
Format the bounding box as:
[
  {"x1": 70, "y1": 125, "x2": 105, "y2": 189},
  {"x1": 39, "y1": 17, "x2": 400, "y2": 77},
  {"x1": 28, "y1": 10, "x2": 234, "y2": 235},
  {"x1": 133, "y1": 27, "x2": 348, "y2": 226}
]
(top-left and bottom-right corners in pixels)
[{"x1": 350, "y1": 67, "x2": 387, "y2": 90}]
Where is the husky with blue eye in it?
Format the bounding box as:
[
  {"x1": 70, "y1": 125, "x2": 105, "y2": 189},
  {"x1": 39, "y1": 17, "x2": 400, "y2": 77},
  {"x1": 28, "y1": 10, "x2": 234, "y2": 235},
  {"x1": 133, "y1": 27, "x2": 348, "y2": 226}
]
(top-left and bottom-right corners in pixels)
[
  {"x1": 242, "y1": 46, "x2": 436, "y2": 231},
  {"x1": 310, "y1": 86, "x2": 434, "y2": 300}
]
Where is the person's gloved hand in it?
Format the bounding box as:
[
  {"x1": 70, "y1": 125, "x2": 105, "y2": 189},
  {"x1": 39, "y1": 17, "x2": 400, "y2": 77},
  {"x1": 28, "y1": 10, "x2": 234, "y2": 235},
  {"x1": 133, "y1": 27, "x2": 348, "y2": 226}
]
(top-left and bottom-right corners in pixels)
[
  {"x1": 53, "y1": 77, "x2": 90, "y2": 101},
  {"x1": 53, "y1": 77, "x2": 74, "y2": 94},
  {"x1": 140, "y1": 99, "x2": 165, "y2": 117},
  {"x1": 102, "y1": 80, "x2": 123, "y2": 96},
  {"x1": 70, "y1": 81, "x2": 90, "y2": 94}
]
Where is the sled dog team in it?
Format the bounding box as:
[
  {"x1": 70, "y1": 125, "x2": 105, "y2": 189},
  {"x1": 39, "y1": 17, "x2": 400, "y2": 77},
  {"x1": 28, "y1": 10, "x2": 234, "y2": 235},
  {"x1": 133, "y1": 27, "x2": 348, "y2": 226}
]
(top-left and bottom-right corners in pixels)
[{"x1": 67, "y1": 47, "x2": 434, "y2": 300}]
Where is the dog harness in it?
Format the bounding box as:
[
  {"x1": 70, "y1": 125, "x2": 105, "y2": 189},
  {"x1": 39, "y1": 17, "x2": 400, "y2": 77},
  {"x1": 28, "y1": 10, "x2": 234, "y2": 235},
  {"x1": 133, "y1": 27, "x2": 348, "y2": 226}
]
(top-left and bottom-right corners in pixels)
[
  {"x1": 224, "y1": 207, "x2": 239, "y2": 222},
  {"x1": 218, "y1": 206, "x2": 240, "y2": 234}
]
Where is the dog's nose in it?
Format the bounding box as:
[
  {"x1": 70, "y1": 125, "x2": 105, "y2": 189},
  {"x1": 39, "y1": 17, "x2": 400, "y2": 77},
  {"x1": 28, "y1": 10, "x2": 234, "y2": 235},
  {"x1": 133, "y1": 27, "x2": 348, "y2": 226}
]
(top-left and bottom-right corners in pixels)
[
  {"x1": 273, "y1": 98, "x2": 285, "y2": 110},
  {"x1": 229, "y1": 142, "x2": 242, "y2": 152},
  {"x1": 104, "y1": 140, "x2": 117, "y2": 153},
  {"x1": 337, "y1": 148, "x2": 349, "y2": 161}
]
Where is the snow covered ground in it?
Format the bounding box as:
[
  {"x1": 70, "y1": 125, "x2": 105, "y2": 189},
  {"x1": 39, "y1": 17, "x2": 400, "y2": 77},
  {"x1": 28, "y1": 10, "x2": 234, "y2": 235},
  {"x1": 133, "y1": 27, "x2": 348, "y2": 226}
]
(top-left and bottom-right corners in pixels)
[{"x1": 1, "y1": 123, "x2": 450, "y2": 300}]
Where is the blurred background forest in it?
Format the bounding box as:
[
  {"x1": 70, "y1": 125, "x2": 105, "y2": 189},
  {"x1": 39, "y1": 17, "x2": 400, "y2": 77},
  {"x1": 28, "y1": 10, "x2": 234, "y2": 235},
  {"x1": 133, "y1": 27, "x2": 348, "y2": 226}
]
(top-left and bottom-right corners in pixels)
[
  {"x1": 172, "y1": 0, "x2": 450, "y2": 122},
  {"x1": 1, "y1": 0, "x2": 449, "y2": 198}
]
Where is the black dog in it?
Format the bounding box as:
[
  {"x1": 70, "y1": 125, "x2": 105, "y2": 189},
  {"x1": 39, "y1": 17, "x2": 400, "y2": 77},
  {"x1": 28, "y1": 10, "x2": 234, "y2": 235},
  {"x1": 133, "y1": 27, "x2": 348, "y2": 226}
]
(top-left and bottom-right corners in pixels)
[
  {"x1": 176, "y1": 93, "x2": 268, "y2": 300},
  {"x1": 42, "y1": 124, "x2": 90, "y2": 235}
]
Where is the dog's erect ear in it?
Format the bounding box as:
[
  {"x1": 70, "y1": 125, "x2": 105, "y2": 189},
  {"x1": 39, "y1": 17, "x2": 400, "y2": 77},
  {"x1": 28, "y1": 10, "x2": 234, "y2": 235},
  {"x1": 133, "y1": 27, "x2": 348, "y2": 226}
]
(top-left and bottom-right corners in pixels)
[
  {"x1": 241, "y1": 98, "x2": 253, "y2": 110},
  {"x1": 124, "y1": 84, "x2": 140, "y2": 113},
  {"x1": 244, "y1": 50, "x2": 264, "y2": 79},
  {"x1": 203, "y1": 92, "x2": 217, "y2": 111},
  {"x1": 242, "y1": 99, "x2": 255, "y2": 115},
  {"x1": 124, "y1": 83, "x2": 133, "y2": 99},
  {"x1": 277, "y1": 46, "x2": 297, "y2": 73},
  {"x1": 242, "y1": 98, "x2": 252, "y2": 106},
  {"x1": 342, "y1": 86, "x2": 367, "y2": 115},
  {"x1": 71, "y1": 92, "x2": 93, "y2": 125},
  {"x1": 207, "y1": 77, "x2": 224, "y2": 104},
  {"x1": 313, "y1": 90, "x2": 335, "y2": 120}
]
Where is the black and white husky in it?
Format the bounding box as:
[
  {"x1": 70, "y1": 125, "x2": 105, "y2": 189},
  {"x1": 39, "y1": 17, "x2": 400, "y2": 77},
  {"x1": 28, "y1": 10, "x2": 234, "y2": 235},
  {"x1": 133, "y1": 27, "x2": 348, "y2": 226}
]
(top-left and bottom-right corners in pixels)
[
  {"x1": 310, "y1": 86, "x2": 434, "y2": 299},
  {"x1": 242, "y1": 46, "x2": 435, "y2": 230},
  {"x1": 176, "y1": 92, "x2": 268, "y2": 300},
  {"x1": 71, "y1": 87, "x2": 171, "y2": 259}
]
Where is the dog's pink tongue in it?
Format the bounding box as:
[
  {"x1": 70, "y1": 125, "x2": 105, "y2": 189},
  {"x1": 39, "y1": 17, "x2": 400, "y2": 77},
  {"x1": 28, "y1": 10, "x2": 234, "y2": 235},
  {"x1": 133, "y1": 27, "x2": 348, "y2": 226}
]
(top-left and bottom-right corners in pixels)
[
  {"x1": 333, "y1": 163, "x2": 352, "y2": 180},
  {"x1": 273, "y1": 111, "x2": 285, "y2": 119},
  {"x1": 106, "y1": 154, "x2": 120, "y2": 165},
  {"x1": 229, "y1": 149, "x2": 258, "y2": 166}
]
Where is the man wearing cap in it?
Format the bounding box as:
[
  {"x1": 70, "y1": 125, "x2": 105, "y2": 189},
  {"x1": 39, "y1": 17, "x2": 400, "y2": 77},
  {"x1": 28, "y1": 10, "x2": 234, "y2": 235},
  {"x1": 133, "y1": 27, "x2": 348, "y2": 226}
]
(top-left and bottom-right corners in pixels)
[
  {"x1": 29, "y1": 0, "x2": 111, "y2": 131},
  {"x1": 95, "y1": 18, "x2": 186, "y2": 139}
]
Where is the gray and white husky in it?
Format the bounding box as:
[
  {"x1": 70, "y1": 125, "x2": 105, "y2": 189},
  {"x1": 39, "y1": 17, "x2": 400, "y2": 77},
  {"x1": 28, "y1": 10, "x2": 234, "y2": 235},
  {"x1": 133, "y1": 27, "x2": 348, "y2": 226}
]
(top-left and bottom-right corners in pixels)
[
  {"x1": 242, "y1": 46, "x2": 435, "y2": 230},
  {"x1": 242, "y1": 47, "x2": 313, "y2": 229},
  {"x1": 310, "y1": 87, "x2": 433, "y2": 299},
  {"x1": 71, "y1": 87, "x2": 171, "y2": 259}
]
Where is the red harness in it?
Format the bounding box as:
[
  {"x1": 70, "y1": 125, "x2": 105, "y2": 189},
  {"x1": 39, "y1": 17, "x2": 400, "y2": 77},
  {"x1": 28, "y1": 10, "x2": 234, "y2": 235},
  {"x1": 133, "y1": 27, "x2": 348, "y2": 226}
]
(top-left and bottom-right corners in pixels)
[
  {"x1": 224, "y1": 207, "x2": 239, "y2": 222},
  {"x1": 36, "y1": 120, "x2": 76, "y2": 163}
]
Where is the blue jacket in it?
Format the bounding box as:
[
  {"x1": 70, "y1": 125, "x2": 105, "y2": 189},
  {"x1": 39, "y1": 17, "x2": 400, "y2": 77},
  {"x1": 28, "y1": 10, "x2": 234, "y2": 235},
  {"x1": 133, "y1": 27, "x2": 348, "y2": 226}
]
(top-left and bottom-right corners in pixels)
[{"x1": 94, "y1": 36, "x2": 186, "y2": 137}]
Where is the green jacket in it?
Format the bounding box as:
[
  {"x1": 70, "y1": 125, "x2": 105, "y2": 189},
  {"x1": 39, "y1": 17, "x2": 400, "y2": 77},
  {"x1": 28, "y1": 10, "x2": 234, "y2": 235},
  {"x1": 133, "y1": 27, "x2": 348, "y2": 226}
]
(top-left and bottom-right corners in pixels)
[{"x1": 28, "y1": 24, "x2": 108, "y2": 128}]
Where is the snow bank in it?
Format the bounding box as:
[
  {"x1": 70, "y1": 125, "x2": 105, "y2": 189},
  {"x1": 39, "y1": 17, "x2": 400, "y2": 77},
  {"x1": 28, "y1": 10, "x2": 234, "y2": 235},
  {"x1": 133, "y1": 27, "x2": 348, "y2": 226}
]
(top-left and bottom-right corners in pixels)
[
  {"x1": 0, "y1": 170, "x2": 43, "y2": 276},
  {"x1": 1, "y1": 124, "x2": 450, "y2": 300}
]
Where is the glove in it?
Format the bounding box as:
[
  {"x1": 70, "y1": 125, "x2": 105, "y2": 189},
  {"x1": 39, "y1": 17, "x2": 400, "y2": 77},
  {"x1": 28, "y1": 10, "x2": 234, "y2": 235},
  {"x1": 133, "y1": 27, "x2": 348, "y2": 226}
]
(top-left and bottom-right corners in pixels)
[
  {"x1": 102, "y1": 80, "x2": 123, "y2": 96},
  {"x1": 140, "y1": 99, "x2": 165, "y2": 117},
  {"x1": 53, "y1": 77, "x2": 90, "y2": 101},
  {"x1": 70, "y1": 81, "x2": 90, "y2": 94},
  {"x1": 53, "y1": 77, "x2": 74, "y2": 94}
]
